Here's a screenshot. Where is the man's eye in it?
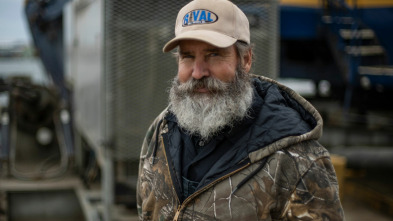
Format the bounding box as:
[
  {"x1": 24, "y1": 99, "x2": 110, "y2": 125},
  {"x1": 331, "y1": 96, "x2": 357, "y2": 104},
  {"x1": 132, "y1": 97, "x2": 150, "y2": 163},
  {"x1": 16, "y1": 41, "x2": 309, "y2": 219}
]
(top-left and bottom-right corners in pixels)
[
  {"x1": 208, "y1": 53, "x2": 219, "y2": 57},
  {"x1": 181, "y1": 55, "x2": 193, "y2": 59}
]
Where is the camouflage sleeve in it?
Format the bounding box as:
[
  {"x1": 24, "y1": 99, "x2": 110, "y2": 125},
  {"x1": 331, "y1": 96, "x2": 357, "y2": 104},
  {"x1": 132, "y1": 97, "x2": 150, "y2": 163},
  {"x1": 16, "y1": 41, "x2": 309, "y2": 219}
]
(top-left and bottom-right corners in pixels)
[
  {"x1": 136, "y1": 109, "x2": 167, "y2": 218},
  {"x1": 282, "y1": 156, "x2": 345, "y2": 220},
  {"x1": 136, "y1": 121, "x2": 155, "y2": 218}
]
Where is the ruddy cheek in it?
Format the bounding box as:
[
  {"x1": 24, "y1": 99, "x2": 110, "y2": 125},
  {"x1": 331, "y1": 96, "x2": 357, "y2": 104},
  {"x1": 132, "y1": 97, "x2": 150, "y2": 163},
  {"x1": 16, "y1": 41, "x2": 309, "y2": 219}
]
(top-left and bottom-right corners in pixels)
[{"x1": 177, "y1": 67, "x2": 192, "y2": 83}]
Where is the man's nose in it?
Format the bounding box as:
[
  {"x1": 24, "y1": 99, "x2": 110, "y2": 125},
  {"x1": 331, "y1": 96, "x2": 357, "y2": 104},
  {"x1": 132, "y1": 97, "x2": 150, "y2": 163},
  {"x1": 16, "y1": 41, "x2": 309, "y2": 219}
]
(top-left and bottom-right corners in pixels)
[{"x1": 192, "y1": 58, "x2": 209, "y2": 80}]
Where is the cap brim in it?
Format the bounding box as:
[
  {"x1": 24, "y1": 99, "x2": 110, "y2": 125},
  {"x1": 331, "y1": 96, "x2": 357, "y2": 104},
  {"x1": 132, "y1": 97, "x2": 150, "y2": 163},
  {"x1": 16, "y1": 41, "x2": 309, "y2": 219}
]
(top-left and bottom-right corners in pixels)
[{"x1": 163, "y1": 30, "x2": 237, "y2": 52}]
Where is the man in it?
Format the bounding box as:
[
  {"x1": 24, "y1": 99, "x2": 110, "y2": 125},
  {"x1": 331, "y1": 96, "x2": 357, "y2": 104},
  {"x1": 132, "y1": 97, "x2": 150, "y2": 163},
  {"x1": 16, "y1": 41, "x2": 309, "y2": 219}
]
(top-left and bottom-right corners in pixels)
[{"x1": 137, "y1": 0, "x2": 344, "y2": 220}]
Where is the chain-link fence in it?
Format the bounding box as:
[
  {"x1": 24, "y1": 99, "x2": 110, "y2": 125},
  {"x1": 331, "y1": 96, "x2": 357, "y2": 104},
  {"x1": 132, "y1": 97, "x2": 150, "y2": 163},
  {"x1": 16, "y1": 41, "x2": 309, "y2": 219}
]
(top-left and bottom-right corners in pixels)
[{"x1": 103, "y1": 0, "x2": 279, "y2": 166}]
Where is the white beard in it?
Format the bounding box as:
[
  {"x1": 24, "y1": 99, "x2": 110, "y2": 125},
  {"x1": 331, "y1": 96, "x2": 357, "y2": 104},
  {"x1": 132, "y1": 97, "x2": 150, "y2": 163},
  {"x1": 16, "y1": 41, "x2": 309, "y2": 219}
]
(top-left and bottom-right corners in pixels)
[{"x1": 169, "y1": 70, "x2": 254, "y2": 140}]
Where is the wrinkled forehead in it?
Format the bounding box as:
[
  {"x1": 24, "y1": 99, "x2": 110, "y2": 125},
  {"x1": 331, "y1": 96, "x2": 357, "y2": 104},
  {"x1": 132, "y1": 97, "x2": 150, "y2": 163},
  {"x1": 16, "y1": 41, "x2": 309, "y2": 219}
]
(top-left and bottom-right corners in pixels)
[{"x1": 178, "y1": 40, "x2": 235, "y2": 53}]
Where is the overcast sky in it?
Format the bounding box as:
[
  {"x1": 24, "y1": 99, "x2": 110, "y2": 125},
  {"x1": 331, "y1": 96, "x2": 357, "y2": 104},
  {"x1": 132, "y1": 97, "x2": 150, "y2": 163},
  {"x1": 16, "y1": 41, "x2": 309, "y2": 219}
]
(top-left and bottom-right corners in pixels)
[{"x1": 0, "y1": 0, "x2": 31, "y2": 44}]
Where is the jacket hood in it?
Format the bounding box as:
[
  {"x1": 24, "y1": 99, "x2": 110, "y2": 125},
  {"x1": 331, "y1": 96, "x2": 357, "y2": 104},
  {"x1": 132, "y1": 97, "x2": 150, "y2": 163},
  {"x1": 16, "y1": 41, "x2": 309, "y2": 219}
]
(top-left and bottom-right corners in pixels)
[{"x1": 247, "y1": 75, "x2": 323, "y2": 163}]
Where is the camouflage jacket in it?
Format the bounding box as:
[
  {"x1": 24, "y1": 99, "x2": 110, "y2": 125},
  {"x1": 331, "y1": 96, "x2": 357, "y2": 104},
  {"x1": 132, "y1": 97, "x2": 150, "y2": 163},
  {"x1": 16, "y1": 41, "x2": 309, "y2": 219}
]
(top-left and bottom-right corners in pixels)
[{"x1": 137, "y1": 75, "x2": 344, "y2": 220}]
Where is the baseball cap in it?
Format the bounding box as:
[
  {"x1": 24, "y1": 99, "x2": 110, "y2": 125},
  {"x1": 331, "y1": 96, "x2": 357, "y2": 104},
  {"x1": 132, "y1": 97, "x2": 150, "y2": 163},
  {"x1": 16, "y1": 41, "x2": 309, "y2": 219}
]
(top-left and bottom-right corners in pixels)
[{"x1": 163, "y1": 0, "x2": 250, "y2": 52}]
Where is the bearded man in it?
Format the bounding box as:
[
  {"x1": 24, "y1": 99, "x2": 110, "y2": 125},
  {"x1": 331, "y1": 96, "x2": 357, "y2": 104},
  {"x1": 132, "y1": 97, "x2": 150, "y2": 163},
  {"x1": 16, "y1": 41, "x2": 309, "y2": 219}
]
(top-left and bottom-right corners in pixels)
[{"x1": 137, "y1": 0, "x2": 344, "y2": 220}]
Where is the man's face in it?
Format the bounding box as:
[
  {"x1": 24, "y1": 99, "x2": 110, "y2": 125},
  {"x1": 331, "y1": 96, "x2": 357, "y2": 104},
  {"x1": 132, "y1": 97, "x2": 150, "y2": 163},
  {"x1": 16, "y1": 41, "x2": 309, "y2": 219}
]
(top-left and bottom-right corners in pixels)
[
  {"x1": 177, "y1": 40, "x2": 239, "y2": 89},
  {"x1": 169, "y1": 41, "x2": 253, "y2": 140}
]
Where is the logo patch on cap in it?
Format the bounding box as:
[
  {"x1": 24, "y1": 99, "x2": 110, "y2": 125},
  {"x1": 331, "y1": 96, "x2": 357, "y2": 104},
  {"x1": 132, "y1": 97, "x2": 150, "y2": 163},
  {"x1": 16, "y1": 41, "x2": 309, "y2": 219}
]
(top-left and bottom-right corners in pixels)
[{"x1": 183, "y1": 9, "x2": 218, "y2": 26}]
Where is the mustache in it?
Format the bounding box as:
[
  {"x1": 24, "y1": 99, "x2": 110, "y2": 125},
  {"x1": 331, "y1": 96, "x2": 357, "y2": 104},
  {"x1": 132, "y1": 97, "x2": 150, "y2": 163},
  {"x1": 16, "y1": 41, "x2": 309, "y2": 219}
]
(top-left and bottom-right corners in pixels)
[{"x1": 175, "y1": 77, "x2": 231, "y2": 94}]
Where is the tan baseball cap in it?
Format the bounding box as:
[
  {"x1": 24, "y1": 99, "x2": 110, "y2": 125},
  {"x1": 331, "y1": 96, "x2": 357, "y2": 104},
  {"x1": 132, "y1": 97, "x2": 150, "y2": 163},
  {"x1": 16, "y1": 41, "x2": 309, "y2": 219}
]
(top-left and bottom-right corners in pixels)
[{"x1": 163, "y1": 0, "x2": 250, "y2": 52}]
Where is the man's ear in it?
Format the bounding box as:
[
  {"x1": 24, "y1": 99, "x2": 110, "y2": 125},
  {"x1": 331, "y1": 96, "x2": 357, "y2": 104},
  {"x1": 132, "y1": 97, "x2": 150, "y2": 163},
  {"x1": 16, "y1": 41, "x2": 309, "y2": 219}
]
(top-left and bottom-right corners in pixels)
[{"x1": 242, "y1": 49, "x2": 252, "y2": 73}]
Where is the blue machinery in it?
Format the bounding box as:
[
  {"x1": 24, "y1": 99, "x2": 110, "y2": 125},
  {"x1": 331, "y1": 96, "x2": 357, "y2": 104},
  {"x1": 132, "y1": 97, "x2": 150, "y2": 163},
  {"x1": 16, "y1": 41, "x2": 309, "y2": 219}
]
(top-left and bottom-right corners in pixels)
[
  {"x1": 280, "y1": 0, "x2": 393, "y2": 111},
  {"x1": 322, "y1": 0, "x2": 393, "y2": 111}
]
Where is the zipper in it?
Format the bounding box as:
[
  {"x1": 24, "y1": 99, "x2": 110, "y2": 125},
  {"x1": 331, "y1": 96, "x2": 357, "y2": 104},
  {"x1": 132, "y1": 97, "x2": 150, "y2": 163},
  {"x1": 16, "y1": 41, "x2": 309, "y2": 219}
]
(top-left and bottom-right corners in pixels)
[
  {"x1": 171, "y1": 162, "x2": 252, "y2": 220},
  {"x1": 173, "y1": 205, "x2": 182, "y2": 221},
  {"x1": 182, "y1": 162, "x2": 251, "y2": 204}
]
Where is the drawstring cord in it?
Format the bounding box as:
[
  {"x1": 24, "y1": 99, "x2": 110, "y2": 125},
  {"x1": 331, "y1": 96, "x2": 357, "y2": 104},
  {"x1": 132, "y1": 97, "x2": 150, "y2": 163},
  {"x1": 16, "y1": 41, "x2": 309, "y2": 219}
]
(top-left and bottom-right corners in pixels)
[{"x1": 232, "y1": 157, "x2": 268, "y2": 194}]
